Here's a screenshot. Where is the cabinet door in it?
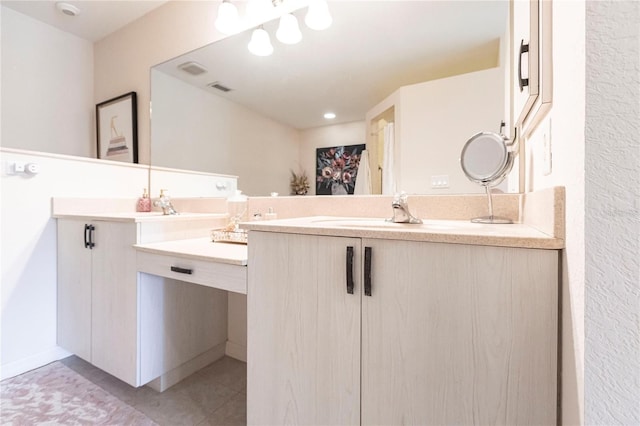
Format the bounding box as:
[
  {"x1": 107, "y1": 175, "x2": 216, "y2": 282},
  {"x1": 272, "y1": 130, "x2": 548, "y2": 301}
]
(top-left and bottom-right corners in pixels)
[
  {"x1": 512, "y1": 0, "x2": 538, "y2": 127},
  {"x1": 57, "y1": 219, "x2": 92, "y2": 361},
  {"x1": 361, "y1": 239, "x2": 557, "y2": 425},
  {"x1": 247, "y1": 232, "x2": 361, "y2": 425},
  {"x1": 90, "y1": 221, "x2": 140, "y2": 387}
]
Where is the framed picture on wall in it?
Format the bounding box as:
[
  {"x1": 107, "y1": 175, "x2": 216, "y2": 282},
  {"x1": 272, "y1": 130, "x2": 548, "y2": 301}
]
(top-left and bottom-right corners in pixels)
[
  {"x1": 316, "y1": 144, "x2": 366, "y2": 195},
  {"x1": 96, "y1": 92, "x2": 138, "y2": 163}
]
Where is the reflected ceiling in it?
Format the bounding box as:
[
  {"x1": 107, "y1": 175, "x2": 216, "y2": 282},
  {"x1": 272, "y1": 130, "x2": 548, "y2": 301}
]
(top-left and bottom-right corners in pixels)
[{"x1": 153, "y1": 1, "x2": 508, "y2": 130}]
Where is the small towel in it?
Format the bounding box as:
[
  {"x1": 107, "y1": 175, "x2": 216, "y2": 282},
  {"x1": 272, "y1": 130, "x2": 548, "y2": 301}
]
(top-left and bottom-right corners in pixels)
[
  {"x1": 354, "y1": 150, "x2": 372, "y2": 195},
  {"x1": 382, "y1": 123, "x2": 396, "y2": 195}
]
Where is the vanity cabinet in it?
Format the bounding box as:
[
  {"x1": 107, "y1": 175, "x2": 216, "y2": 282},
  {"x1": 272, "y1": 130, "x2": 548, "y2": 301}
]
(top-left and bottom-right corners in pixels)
[
  {"x1": 57, "y1": 218, "x2": 139, "y2": 384},
  {"x1": 57, "y1": 215, "x2": 227, "y2": 388},
  {"x1": 248, "y1": 231, "x2": 558, "y2": 425}
]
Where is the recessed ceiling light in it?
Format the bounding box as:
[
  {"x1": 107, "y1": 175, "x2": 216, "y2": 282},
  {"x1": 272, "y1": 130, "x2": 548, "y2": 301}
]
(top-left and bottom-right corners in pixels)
[
  {"x1": 56, "y1": 2, "x2": 81, "y2": 17},
  {"x1": 324, "y1": 112, "x2": 336, "y2": 119}
]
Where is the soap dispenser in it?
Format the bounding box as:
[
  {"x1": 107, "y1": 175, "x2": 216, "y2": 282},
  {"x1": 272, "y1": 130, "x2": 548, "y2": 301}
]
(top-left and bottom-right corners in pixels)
[{"x1": 136, "y1": 188, "x2": 151, "y2": 212}]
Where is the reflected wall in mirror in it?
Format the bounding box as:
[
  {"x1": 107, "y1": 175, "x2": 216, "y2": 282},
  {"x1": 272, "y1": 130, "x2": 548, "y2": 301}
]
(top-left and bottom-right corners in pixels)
[{"x1": 151, "y1": 1, "x2": 510, "y2": 196}]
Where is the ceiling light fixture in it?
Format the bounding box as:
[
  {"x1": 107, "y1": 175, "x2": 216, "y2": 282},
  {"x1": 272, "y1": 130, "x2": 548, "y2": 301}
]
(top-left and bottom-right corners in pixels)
[
  {"x1": 305, "y1": 0, "x2": 332, "y2": 31},
  {"x1": 215, "y1": 0, "x2": 239, "y2": 34},
  {"x1": 247, "y1": 0, "x2": 275, "y2": 20},
  {"x1": 248, "y1": 26, "x2": 274, "y2": 56},
  {"x1": 227, "y1": 0, "x2": 332, "y2": 56},
  {"x1": 324, "y1": 112, "x2": 336, "y2": 119},
  {"x1": 56, "y1": 2, "x2": 80, "y2": 17},
  {"x1": 276, "y1": 13, "x2": 302, "y2": 44}
]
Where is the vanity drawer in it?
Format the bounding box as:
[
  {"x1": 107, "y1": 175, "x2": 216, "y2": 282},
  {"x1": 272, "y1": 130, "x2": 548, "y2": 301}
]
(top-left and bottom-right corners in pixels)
[{"x1": 137, "y1": 251, "x2": 247, "y2": 294}]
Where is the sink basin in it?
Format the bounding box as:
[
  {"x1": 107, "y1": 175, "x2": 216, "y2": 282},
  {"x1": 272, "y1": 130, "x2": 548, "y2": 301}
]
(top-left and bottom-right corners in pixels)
[{"x1": 310, "y1": 218, "x2": 478, "y2": 231}]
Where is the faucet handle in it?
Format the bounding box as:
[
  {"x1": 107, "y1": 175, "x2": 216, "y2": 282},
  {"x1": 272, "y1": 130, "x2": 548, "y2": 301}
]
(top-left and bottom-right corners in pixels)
[{"x1": 393, "y1": 192, "x2": 408, "y2": 203}]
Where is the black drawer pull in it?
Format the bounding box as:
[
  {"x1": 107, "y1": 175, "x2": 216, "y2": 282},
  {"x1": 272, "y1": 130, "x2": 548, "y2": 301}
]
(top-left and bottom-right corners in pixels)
[
  {"x1": 346, "y1": 246, "x2": 354, "y2": 294},
  {"x1": 364, "y1": 246, "x2": 372, "y2": 296},
  {"x1": 171, "y1": 266, "x2": 193, "y2": 275}
]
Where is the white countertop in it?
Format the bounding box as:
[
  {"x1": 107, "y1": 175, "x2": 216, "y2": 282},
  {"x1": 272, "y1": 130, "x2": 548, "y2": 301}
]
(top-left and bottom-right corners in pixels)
[
  {"x1": 241, "y1": 216, "x2": 564, "y2": 250},
  {"x1": 134, "y1": 237, "x2": 248, "y2": 266},
  {"x1": 53, "y1": 212, "x2": 228, "y2": 223}
]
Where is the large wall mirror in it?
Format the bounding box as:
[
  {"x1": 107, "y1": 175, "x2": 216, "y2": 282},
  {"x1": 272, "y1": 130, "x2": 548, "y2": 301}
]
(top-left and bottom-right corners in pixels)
[{"x1": 150, "y1": 1, "x2": 510, "y2": 196}]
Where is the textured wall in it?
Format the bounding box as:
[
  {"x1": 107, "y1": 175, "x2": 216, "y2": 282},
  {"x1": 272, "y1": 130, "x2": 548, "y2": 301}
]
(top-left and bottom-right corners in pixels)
[
  {"x1": 526, "y1": 2, "x2": 586, "y2": 423},
  {"x1": 585, "y1": 1, "x2": 640, "y2": 424}
]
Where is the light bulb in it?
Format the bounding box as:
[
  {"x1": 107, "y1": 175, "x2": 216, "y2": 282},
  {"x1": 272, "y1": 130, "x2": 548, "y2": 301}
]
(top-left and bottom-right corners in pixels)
[
  {"x1": 215, "y1": 1, "x2": 239, "y2": 34},
  {"x1": 276, "y1": 13, "x2": 302, "y2": 45},
  {"x1": 305, "y1": 0, "x2": 332, "y2": 31},
  {"x1": 248, "y1": 27, "x2": 274, "y2": 56}
]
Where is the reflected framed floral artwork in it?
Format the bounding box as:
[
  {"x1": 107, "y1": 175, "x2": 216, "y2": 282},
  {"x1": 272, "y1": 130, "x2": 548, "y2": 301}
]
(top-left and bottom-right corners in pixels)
[
  {"x1": 96, "y1": 92, "x2": 138, "y2": 163},
  {"x1": 316, "y1": 144, "x2": 365, "y2": 195}
]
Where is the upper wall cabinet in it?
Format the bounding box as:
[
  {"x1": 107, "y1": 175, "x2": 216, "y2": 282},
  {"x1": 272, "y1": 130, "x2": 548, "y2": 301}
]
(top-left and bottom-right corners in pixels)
[{"x1": 512, "y1": 0, "x2": 553, "y2": 138}]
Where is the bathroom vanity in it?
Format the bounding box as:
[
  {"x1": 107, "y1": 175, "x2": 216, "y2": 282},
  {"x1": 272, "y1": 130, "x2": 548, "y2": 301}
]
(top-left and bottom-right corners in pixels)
[
  {"x1": 243, "y1": 218, "x2": 562, "y2": 425},
  {"x1": 52, "y1": 187, "x2": 564, "y2": 423},
  {"x1": 54, "y1": 210, "x2": 240, "y2": 388}
]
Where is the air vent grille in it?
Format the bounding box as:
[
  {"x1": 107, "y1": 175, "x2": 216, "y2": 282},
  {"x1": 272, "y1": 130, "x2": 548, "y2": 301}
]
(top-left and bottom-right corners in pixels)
[
  {"x1": 208, "y1": 82, "x2": 232, "y2": 92},
  {"x1": 177, "y1": 61, "x2": 207, "y2": 76}
]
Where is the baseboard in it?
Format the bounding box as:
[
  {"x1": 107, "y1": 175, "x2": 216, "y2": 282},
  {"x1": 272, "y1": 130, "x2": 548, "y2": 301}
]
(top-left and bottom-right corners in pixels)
[
  {"x1": 225, "y1": 341, "x2": 246, "y2": 362},
  {"x1": 0, "y1": 346, "x2": 71, "y2": 381},
  {"x1": 146, "y1": 342, "x2": 226, "y2": 392}
]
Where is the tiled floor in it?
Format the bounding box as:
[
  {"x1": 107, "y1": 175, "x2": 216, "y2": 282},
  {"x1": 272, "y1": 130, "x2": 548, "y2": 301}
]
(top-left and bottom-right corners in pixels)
[{"x1": 61, "y1": 355, "x2": 247, "y2": 426}]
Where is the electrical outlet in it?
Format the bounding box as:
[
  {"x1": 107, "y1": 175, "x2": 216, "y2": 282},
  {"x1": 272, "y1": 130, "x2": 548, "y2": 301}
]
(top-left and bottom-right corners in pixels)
[
  {"x1": 431, "y1": 175, "x2": 449, "y2": 189},
  {"x1": 7, "y1": 161, "x2": 25, "y2": 175}
]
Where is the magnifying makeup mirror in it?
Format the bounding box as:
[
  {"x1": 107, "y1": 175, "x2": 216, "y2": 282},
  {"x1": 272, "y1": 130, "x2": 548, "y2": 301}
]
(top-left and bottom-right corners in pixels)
[{"x1": 460, "y1": 124, "x2": 516, "y2": 224}]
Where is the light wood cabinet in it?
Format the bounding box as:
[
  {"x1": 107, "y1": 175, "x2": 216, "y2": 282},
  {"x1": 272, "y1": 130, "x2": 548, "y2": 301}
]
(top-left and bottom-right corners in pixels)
[
  {"x1": 511, "y1": 0, "x2": 553, "y2": 138},
  {"x1": 248, "y1": 231, "x2": 558, "y2": 425},
  {"x1": 57, "y1": 217, "x2": 228, "y2": 388},
  {"x1": 57, "y1": 218, "x2": 139, "y2": 385},
  {"x1": 57, "y1": 220, "x2": 92, "y2": 361},
  {"x1": 248, "y1": 232, "x2": 361, "y2": 425}
]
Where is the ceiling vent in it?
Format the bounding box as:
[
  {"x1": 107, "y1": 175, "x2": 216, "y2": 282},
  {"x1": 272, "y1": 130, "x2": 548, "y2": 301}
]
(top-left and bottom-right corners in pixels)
[
  {"x1": 177, "y1": 61, "x2": 208, "y2": 76},
  {"x1": 208, "y1": 82, "x2": 232, "y2": 93}
]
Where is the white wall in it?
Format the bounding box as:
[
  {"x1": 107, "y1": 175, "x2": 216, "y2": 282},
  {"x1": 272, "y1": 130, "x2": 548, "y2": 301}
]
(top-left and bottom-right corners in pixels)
[
  {"x1": 584, "y1": 1, "x2": 640, "y2": 424},
  {"x1": 0, "y1": 149, "x2": 149, "y2": 379},
  {"x1": 151, "y1": 70, "x2": 299, "y2": 196},
  {"x1": 524, "y1": 2, "x2": 586, "y2": 423},
  {"x1": 365, "y1": 68, "x2": 505, "y2": 195},
  {"x1": 299, "y1": 121, "x2": 366, "y2": 195},
  {"x1": 1, "y1": 7, "x2": 94, "y2": 158},
  {"x1": 399, "y1": 68, "x2": 505, "y2": 194},
  {"x1": 94, "y1": 0, "x2": 307, "y2": 166}
]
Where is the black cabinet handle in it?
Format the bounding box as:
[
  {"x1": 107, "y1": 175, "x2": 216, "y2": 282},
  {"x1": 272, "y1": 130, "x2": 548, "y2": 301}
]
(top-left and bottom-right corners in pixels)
[
  {"x1": 171, "y1": 266, "x2": 193, "y2": 275},
  {"x1": 84, "y1": 224, "x2": 90, "y2": 248},
  {"x1": 346, "y1": 246, "x2": 354, "y2": 294},
  {"x1": 88, "y1": 225, "x2": 95, "y2": 249},
  {"x1": 518, "y1": 39, "x2": 530, "y2": 92},
  {"x1": 364, "y1": 246, "x2": 372, "y2": 297},
  {"x1": 84, "y1": 224, "x2": 95, "y2": 249}
]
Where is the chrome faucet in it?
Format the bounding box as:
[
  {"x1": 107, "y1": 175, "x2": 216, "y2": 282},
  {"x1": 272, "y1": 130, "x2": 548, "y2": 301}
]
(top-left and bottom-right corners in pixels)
[
  {"x1": 387, "y1": 192, "x2": 422, "y2": 224},
  {"x1": 153, "y1": 189, "x2": 178, "y2": 215}
]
